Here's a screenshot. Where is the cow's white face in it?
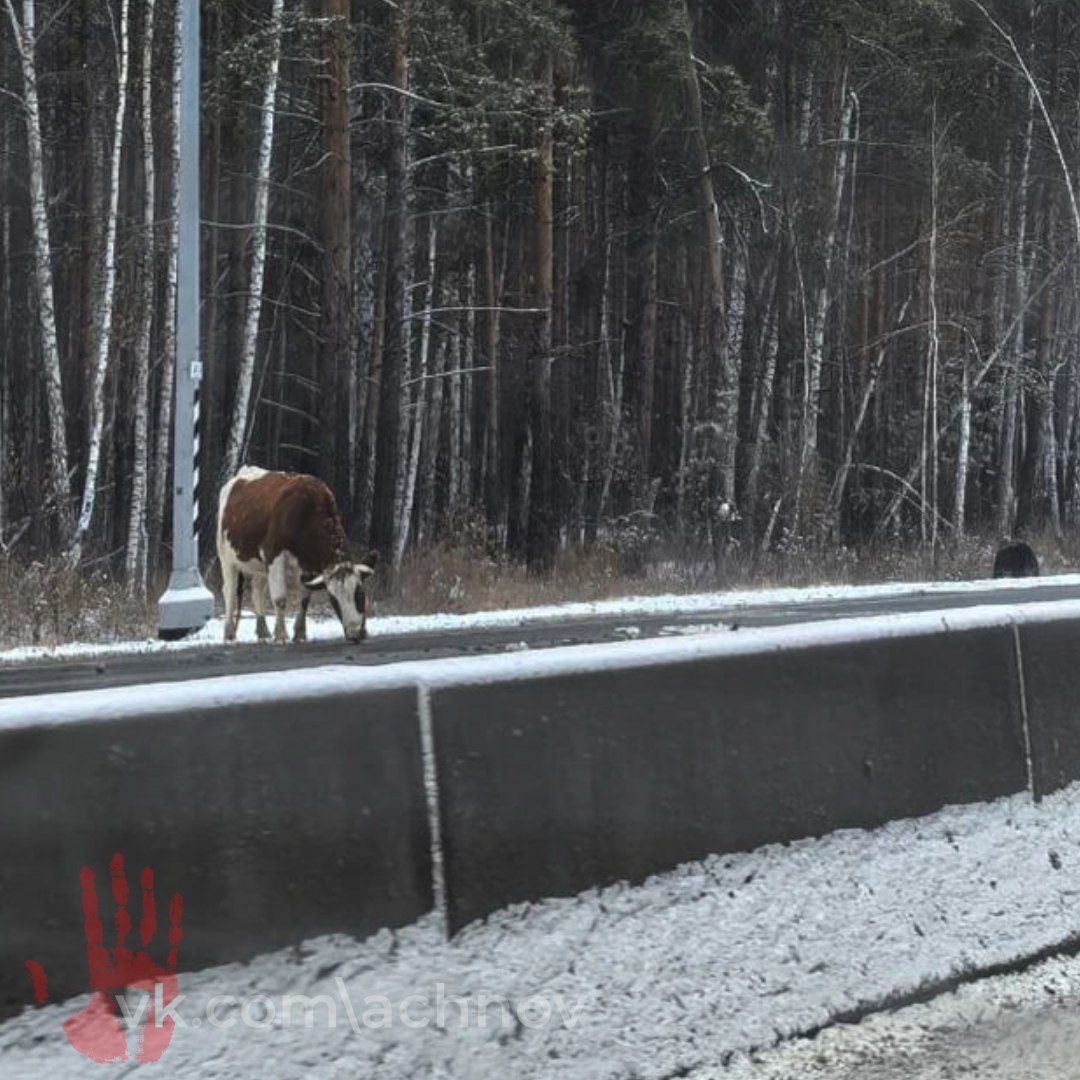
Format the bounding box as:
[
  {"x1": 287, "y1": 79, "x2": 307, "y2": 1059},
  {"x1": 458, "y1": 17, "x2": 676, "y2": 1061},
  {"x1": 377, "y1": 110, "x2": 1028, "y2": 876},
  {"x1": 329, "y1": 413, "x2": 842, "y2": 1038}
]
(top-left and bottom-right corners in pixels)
[{"x1": 303, "y1": 560, "x2": 376, "y2": 642}]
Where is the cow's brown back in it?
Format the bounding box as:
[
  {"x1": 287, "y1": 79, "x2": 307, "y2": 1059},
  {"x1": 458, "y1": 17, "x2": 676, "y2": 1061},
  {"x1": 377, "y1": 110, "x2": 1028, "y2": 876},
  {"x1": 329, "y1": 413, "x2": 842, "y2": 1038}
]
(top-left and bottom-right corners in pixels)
[{"x1": 220, "y1": 470, "x2": 349, "y2": 574}]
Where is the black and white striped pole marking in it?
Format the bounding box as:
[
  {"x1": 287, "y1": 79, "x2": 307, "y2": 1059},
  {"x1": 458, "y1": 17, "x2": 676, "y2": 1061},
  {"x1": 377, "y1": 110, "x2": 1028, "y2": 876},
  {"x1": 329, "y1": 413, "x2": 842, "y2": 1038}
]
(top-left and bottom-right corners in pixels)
[
  {"x1": 158, "y1": 0, "x2": 213, "y2": 640},
  {"x1": 192, "y1": 365, "x2": 202, "y2": 542}
]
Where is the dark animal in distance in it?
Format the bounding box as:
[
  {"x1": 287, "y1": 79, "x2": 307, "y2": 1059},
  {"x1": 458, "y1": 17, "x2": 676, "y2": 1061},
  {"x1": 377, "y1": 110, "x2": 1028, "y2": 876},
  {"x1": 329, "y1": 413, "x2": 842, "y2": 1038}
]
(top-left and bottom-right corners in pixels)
[
  {"x1": 992, "y1": 540, "x2": 1039, "y2": 579},
  {"x1": 216, "y1": 466, "x2": 377, "y2": 643}
]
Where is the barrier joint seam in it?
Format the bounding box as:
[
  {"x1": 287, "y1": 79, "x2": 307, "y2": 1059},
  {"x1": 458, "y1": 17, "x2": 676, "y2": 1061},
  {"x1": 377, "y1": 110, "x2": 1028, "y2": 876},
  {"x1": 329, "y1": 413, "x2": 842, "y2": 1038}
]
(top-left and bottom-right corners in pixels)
[
  {"x1": 417, "y1": 681, "x2": 448, "y2": 938},
  {"x1": 1012, "y1": 622, "x2": 1035, "y2": 802}
]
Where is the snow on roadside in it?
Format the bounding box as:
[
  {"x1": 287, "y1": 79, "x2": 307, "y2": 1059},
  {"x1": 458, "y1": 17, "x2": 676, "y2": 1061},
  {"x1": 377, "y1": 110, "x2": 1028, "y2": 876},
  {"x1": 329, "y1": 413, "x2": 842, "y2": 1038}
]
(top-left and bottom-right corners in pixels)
[
  {"x1": 4, "y1": 572, "x2": 1080, "y2": 666},
  {"x1": 5, "y1": 782, "x2": 1080, "y2": 1079},
  {"x1": 8, "y1": 598, "x2": 1080, "y2": 731},
  {"x1": 710, "y1": 947, "x2": 1080, "y2": 1080}
]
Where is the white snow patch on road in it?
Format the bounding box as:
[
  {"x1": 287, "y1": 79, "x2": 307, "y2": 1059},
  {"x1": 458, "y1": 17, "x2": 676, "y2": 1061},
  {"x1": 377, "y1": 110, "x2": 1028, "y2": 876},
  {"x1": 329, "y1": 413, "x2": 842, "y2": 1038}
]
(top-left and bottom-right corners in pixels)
[
  {"x1": 5, "y1": 783, "x2": 1080, "y2": 1078},
  {"x1": 3, "y1": 573, "x2": 1080, "y2": 664}
]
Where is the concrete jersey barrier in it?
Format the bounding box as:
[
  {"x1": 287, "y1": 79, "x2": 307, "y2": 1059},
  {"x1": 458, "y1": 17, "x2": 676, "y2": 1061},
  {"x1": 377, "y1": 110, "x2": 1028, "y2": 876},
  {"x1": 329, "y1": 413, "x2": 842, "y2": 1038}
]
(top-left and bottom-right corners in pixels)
[
  {"x1": 0, "y1": 673, "x2": 430, "y2": 1017},
  {"x1": 427, "y1": 623, "x2": 1029, "y2": 931},
  {"x1": 5, "y1": 599, "x2": 1080, "y2": 1014}
]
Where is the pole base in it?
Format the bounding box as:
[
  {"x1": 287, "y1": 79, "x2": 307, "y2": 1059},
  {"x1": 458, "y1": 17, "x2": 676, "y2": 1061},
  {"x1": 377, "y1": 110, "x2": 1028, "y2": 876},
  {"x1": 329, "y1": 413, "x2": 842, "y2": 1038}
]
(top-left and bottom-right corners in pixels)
[{"x1": 157, "y1": 575, "x2": 215, "y2": 641}]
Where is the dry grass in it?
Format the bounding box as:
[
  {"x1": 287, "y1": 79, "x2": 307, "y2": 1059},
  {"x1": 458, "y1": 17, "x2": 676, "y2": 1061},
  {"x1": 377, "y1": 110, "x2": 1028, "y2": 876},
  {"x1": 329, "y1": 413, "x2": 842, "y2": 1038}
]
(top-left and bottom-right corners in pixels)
[
  {"x1": 378, "y1": 526, "x2": 1077, "y2": 616},
  {"x1": 0, "y1": 558, "x2": 154, "y2": 651},
  {"x1": 0, "y1": 528, "x2": 1074, "y2": 651}
]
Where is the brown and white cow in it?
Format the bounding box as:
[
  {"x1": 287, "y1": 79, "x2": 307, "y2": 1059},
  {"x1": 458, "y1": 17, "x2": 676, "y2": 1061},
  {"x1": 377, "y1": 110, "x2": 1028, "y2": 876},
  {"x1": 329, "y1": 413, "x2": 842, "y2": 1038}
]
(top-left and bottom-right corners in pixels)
[{"x1": 216, "y1": 466, "x2": 377, "y2": 644}]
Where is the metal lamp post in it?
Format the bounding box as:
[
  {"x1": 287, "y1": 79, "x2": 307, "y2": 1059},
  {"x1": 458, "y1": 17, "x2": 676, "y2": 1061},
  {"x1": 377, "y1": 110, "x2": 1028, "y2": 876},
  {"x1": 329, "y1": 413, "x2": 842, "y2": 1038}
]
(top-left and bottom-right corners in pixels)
[{"x1": 158, "y1": 0, "x2": 213, "y2": 640}]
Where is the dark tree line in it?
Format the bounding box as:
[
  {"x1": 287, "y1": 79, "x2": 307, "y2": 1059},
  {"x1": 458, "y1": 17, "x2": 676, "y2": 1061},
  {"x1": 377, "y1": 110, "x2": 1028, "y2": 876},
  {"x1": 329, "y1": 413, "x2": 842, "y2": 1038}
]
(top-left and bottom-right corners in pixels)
[{"x1": 2, "y1": 0, "x2": 1079, "y2": 588}]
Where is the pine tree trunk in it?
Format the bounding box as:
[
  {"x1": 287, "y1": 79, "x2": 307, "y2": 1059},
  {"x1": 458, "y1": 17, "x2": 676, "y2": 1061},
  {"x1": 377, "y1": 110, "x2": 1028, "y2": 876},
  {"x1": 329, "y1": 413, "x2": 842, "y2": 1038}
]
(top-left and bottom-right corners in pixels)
[
  {"x1": 998, "y1": 88, "x2": 1035, "y2": 537},
  {"x1": 125, "y1": 0, "x2": 157, "y2": 592},
  {"x1": 148, "y1": 0, "x2": 182, "y2": 567},
  {"x1": 417, "y1": 336, "x2": 447, "y2": 548},
  {"x1": 482, "y1": 203, "x2": 502, "y2": 535},
  {"x1": 525, "y1": 50, "x2": 555, "y2": 570},
  {"x1": 922, "y1": 102, "x2": 941, "y2": 551},
  {"x1": 584, "y1": 195, "x2": 613, "y2": 548},
  {"x1": 319, "y1": 0, "x2": 351, "y2": 494},
  {"x1": 0, "y1": 111, "x2": 11, "y2": 541},
  {"x1": 675, "y1": 249, "x2": 693, "y2": 532}
]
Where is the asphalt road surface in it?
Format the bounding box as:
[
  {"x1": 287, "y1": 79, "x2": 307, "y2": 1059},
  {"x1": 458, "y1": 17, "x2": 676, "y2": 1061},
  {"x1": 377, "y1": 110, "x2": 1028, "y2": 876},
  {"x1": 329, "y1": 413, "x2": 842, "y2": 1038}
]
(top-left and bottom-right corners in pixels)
[{"x1": 2, "y1": 579, "x2": 1079, "y2": 699}]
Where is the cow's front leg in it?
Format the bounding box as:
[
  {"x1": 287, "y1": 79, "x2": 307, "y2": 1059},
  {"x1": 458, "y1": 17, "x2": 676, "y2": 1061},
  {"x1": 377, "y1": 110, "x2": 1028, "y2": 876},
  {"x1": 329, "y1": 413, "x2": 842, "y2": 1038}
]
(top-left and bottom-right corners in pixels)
[
  {"x1": 294, "y1": 592, "x2": 311, "y2": 643},
  {"x1": 252, "y1": 576, "x2": 272, "y2": 642},
  {"x1": 267, "y1": 553, "x2": 290, "y2": 644}
]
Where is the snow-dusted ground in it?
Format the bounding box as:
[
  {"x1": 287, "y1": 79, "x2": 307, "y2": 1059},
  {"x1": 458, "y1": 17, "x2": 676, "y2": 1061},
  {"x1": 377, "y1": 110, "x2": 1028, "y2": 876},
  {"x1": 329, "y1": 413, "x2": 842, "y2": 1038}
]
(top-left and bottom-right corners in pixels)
[
  {"x1": 715, "y1": 950, "x2": 1080, "y2": 1079},
  {"x1": 5, "y1": 781, "x2": 1080, "y2": 1078},
  {"x1": 3, "y1": 572, "x2": 1080, "y2": 665}
]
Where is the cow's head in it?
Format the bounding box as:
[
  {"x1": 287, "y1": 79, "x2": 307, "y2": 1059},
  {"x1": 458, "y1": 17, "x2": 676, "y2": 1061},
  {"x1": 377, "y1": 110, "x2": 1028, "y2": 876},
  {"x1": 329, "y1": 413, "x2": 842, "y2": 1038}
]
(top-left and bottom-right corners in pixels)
[{"x1": 302, "y1": 551, "x2": 378, "y2": 642}]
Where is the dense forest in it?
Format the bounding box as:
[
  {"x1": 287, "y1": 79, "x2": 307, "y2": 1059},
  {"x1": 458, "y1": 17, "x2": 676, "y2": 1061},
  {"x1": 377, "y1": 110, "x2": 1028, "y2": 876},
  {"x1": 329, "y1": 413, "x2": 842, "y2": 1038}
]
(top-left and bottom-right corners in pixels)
[{"x1": 1, "y1": 0, "x2": 1078, "y2": 590}]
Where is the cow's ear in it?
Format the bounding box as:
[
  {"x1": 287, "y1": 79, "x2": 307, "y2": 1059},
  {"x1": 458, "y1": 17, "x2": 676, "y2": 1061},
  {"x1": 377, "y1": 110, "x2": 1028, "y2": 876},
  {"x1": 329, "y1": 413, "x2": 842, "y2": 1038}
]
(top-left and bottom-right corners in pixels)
[
  {"x1": 302, "y1": 573, "x2": 326, "y2": 590},
  {"x1": 363, "y1": 549, "x2": 379, "y2": 568}
]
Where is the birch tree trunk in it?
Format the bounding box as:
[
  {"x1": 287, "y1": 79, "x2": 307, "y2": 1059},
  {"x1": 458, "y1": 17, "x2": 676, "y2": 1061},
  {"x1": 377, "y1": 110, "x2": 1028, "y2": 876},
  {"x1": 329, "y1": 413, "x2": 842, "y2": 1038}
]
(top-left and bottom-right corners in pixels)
[
  {"x1": 416, "y1": 332, "x2": 447, "y2": 548},
  {"x1": 955, "y1": 351, "x2": 971, "y2": 538},
  {"x1": 680, "y1": 11, "x2": 735, "y2": 509},
  {"x1": 373, "y1": 0, "x2": 411, "y2": 561},
  {"x1": 794, "y1": 78, "x2": 856, "y2": 531},
  {"x1": 1031, "y1": 198, "x2": 1061, "y2": 534},
  {"x1": 830, "y1": 294, "x2": 912, "y2": 536},
  {"x1": 70, "y1": 0, "x2": 133, "y2": 563},
  {"x1": 221, "y1": 0, "x2": 285, "y2": 482},
  {"x1": 126, "y1": 0, "x2": 157, "y2": 591},
  {"x1": 394, "y1": 216, "x2": 437, "y2": 568},
  {"x1": 3, "y1": 0, "x2": 72, "y2": 537},
  {"x1": 745, "y1": 282, "x2": 780, "y2": 537}
]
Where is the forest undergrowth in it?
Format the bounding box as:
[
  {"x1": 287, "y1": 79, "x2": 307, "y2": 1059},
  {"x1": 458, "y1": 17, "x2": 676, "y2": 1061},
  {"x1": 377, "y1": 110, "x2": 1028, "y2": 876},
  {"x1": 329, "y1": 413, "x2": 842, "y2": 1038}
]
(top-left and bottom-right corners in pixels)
[{"x1": 1, "y1": 528, "x2": 1073, "y2": 651}]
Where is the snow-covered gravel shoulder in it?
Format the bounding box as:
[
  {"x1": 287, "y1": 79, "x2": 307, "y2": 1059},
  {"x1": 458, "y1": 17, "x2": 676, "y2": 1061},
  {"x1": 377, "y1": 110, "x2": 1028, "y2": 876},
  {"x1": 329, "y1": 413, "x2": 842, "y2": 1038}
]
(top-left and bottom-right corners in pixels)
[
  {"x1": 713, "y1": 950, "x2": 1080, "y2": 1080},
  {"x1": 5, "y1": 783, "x2": 1080, "y2": 1078},
  {"x1": 4, "y1": 573, "x2": 1080, "y2": 666}
]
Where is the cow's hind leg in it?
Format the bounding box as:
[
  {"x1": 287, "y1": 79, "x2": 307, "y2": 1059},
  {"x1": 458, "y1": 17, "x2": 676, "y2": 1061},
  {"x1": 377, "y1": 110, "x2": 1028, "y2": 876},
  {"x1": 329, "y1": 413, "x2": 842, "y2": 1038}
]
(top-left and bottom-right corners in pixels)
[
  {"x1": 221, "y1": 558, "x2": 242, "y2": 642},
  {"x1": 267, "y1": 553, "x2": 291, "y2": 644},
  {"x1": 294, "y1": 591, "x2": 311, "y2": 643},
  {"x1": 252, "y1": 576, "x2": 272, "y2": 642}
]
